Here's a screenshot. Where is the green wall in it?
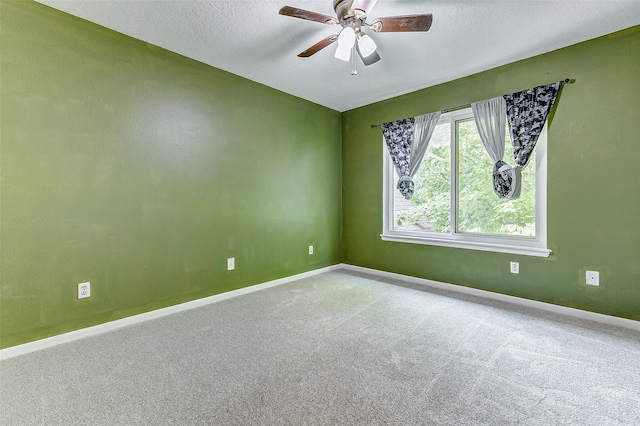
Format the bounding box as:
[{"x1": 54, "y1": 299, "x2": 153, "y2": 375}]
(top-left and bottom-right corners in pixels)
[
  {"x1": 342, "y1": 26, "x2": 640, "y2": 321},
  {"x1": 0, "y1": 1, "x2": 342, "y2": 348},
  {"x1": 1, "y1": 1, "x2": 638, "y2": 350}
]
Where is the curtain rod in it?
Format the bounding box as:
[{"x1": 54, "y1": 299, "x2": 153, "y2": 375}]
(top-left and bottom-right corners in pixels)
[{"x1": 370, "y1": 78, "x2": 572, "y2": 129}]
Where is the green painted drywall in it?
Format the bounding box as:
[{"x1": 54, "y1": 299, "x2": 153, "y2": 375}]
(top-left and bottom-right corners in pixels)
[
  {"x1": 0, "y1": 1, "x2": 342, "y2": 348},
  {"x1": 342, "y1": 26, "x2": 640, "y2": 321},
  {"x1": 1, "y1": 1, "x2": 638, "y2": 350}
]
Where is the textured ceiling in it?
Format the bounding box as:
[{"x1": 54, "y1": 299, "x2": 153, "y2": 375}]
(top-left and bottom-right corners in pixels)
[{"x1": 35, "y1": 0, "x2": 640, "y2": 112}]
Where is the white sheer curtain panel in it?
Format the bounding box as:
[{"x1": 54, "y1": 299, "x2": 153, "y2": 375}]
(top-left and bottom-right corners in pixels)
[
  {"x1": 472, "y1": 96, "x2": 520, "y2": 199},
  {"x1": 471, "y1": 96, "x2": 506, "y2": 162},
  {"x1": 408, "y1": 111, "x2": 441, "y2": 178}
]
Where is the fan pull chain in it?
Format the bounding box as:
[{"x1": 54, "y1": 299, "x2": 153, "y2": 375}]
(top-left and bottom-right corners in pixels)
[{"x1": 350, "y1": 46, "x2": 357, "y2": 76}]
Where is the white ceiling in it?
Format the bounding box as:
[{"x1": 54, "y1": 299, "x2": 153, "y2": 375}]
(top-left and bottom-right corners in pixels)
[{"x1": 35, "y1": 0, "x2": 640, "y2": 112}]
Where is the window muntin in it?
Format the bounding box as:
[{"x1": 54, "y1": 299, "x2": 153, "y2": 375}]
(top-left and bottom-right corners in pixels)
[{"x1": 382, "y1": 108, "x2": 549, "y2": 257}]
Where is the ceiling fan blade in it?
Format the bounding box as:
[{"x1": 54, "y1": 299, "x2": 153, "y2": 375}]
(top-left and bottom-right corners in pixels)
[
  {"x1": 356, "y1": 44, "x2": 381, "y2": 66},
  {"x1": 279, "y1": 6, "x2": 338, "y2": 25},
  {"x1": 298, "y1": 36, "x2": 338, "y2": 58},
  {"x1": 352, "y1": 0, "x2": 378, "y2": 14},
  {"x1": 370, "y1": 14, "x2": 433, "y2": 32}
]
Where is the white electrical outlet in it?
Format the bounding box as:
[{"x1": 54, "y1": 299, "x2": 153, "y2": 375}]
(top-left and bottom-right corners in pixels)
[
  {"x1": 510, "y1": 261, "x2": 519, "y2": 274},
  {"x1": 227, "y1": 257, "x2": 235, "y2": 271},
  {"x1": 78, "y1": 282, "x2": 90, "y2": 299},
  {"x1": 309, "y1": 245, "x2": 314, "y2": 255},
  {"x1": 586, "y1": 270, "x2": 599, "y2": 286}
]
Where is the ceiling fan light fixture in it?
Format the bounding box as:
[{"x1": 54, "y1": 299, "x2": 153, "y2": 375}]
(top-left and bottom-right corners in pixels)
[
  {"x1": 358, "y1": 34, "x2": 377, "y2": 58},
  {"x1": 334, "y1": 26, "x2": 356, "y2": 61},
  {"x1": 280, "y1": 2, "x2": 434, "y2": 71}
]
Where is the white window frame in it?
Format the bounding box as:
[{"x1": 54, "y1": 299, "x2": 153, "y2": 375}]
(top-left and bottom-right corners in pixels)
[{"x1": 381, "y1": 108, "x2": 551, "y2": 257}]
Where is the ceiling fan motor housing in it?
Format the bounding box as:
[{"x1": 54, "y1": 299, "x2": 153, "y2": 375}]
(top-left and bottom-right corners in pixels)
[{"x1": 333, "y1": 0, "x2": 357, "y2": 22}]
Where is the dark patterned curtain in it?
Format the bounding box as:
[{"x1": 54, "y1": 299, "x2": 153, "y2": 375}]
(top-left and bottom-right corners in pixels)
[
  {"x1": 381, "y1": 81, "x2": 564, "y2": 201},
  {"x1": 503, "y1": 81, "x2": 564, "y2": 169},
  {"x1": 381, "y1": 118, "x2": 415, "y2": 199}
]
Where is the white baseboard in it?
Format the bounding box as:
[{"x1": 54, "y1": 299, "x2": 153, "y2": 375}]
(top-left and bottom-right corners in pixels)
[
  {"x1": 3, "y1": 263, "x2": 637, "y2": 360},
  {"x1": 0, "y1": 264, "x2": 344, "y2": 360},
  {"x1": 338, "y1": 264, "x2": 640, "y2": 332}
]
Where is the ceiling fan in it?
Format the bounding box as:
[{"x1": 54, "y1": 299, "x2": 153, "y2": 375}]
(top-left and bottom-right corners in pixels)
[{"x1": 279, "y1": 0, "x2": 432, "y2": 73}]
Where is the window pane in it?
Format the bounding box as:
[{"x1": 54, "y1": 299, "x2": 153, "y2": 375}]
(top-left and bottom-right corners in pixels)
[
  {"x1": 457, "y1": 119, "x2": 536, "y2": 237},
  {"x1": 393, "y1": 121, "x2": 451, "y2": 233},
  {"x1": 383, "y1": 107, "x2": 547, "y2": 256}
]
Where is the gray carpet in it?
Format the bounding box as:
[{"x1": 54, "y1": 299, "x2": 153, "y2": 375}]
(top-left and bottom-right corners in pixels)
[{"x1": 1, "y1": 270, "x2": 639, "y2": 425}]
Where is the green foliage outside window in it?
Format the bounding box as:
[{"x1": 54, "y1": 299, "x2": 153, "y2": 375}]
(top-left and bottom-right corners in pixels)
[{"x1": 395, "y1": 118, "x2": 536, "y2": 237}]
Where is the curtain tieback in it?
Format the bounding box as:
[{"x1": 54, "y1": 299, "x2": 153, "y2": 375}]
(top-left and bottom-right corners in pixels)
[
  {"x1": 397, "y1": 175, "x2": 415, "y2": 201},
  {"x1": 498, "y1": 163, "x2": 513, "y2": 178},
  {"x1": 493, "y1": 161, "x2": 522, "y2": 200}
]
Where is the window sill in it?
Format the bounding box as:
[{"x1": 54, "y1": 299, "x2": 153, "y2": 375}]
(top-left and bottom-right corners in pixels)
[{"x1": 380, "y1": 233, "x2": 552, "y2": 257}]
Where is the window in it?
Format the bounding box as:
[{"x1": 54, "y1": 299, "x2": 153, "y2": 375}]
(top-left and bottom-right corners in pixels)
[{"x1": 382, "y1": 108, "x2": 550, "y2": 257}]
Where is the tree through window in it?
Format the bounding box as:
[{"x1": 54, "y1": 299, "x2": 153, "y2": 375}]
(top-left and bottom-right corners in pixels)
[{"x1": 383, "y1": 108, "x2": 549, "y2": 257}]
